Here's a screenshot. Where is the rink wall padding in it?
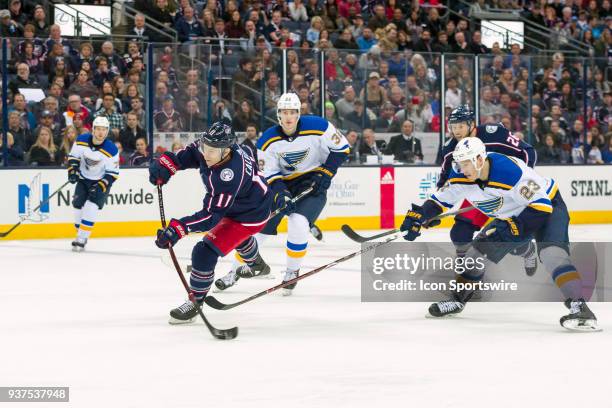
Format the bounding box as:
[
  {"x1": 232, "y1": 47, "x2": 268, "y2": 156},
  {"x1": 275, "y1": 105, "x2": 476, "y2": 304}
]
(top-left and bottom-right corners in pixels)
[{"x1": 0, "y1": 166, "x2": 611, "y2": 240}]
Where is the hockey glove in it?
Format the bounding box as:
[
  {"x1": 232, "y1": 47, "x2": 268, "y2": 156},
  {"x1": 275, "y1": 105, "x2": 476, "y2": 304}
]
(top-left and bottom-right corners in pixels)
[
  {"x1": 68, "y1": 166, "x2": 79, "y2": 184},
  {"x1": 311, "y1": 166, "x2": 334, "y2": 195},
  {"x1": 88, "y1": 179, "x2": 109, "y2": 203},
  {"x1": 155, "y1": 218, "x2": 187, "y2": 249},
  {"x1": 149, "y1": 152, "x2": 179, "y2": 186},
  {"x1": 400, "y1": 204, "x2": 425, "y2": 241},
  {"x1": 473, "y1": 218, "x2": 528, "y2": 263},
  {"x1": 274, "y1": 190, "x2": 297, "y2": 216}
]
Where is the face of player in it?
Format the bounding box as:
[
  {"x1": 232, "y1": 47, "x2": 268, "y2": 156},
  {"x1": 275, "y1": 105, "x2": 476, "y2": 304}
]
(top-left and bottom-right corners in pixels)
[
  {"x1": 458, "y1": 156, "x2": 485, "y2": 181},
  {"x1": 449, "y1": 122, "x2": 470, "y2": 140},
  {"x1": 92, "y1": 126, "x2": 108, "y2": 145},
  {"x1": 201, "y1": 144, "x2": 228, "y2": 166},
  {"x1": 279, "y1": 109, "x2": 299, "y2": 134}
]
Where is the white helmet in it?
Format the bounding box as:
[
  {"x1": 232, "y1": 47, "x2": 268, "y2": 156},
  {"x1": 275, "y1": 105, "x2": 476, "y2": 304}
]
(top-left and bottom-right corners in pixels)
[
  {"x1": 276, "y1": 92, "x2": 301, "y2": 125},
  {"x1": 452, "y1": 137, "x2": 486, "y2": 172},
  {"x1": 93, "y1": 116, "x2": 110, "y2": 129}
]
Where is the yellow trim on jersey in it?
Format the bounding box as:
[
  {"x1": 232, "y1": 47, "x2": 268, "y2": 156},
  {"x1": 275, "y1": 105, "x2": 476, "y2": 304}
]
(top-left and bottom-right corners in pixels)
[
  {"x1": 529, "y1": 204, "x2": 553, "y2": 213},
  {"x1": 298, "y1": 130, "x2": 324, "y2": 135},
  {"x1": 487, "y1": 181, "x2": 513, "y2": 190},
  {"x1": 76, "y1": 142, "x2": 88, "y2": 147},
  {"x1": 449, "y1": 177, "x2": 475, "y2": 184},
  {"x1": 261, "y1": 136, "x2": 282, "y2": 151},
  {"x1": 555, "y1": 271, "x2": 580, "y2": 287},
  {"x1": 286, "y1": 248, "x2": 307, "y2": 258},
  {"x1": 99, "y1": 149, "x2": 112, "y2": 158},
  {"x1": 282, "y1": 169, "x2": 319, "y2": 181},
  {"x1": 547, "y1": 183, "x2": 558, "y2": 199},
  {"x1": 267, "y1": 175, "x2": 283, "y2": 183},
  {"x1": 429, "y1": 198, "x2": 448, "y2": 211},
  {"x1": 315, "y1": 167, "x2": 334, "y2": 177}
]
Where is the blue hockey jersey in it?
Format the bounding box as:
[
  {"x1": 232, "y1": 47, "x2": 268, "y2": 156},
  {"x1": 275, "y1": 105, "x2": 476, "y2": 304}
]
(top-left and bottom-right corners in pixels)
[
  {"x1": 437, "y1": 123, "x2": 536, "y2": 188},
  {"x1": 172, "y1": 142, "x2": 272, "y2": 233}
]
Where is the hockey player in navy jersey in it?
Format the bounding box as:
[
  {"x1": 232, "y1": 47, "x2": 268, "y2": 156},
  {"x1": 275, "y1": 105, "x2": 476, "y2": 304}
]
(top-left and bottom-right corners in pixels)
[
  {"x1": 149, "y1": 121, "x2": 273, "y2": 324},
  {"x1": 438, "y1": 105, "x2": 538, "y2": 275},
  {"x1": 400, "y1": 137, "x2": 599, "y2": 331},
  {"x1": 68, "y1": 116, "x2": 119, "y2": 251},
  {"x1": 214, "y1": 93, "x2": 350, "y2": 295}
]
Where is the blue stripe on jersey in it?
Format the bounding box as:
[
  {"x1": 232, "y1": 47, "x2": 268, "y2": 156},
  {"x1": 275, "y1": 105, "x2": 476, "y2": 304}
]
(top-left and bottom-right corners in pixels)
[
  {"x1": 287, "y1": 241, "x2": 308, "y2": 251},
  {"x1": 331, "y1": 144, "x2": 350, "y2": 151},
  {"x1": 431, "y1": 194, "x2": 453, "y2": 208},
  {"x1": 532, "y1": 198, "x2": 552, "y2": 205},
  {"x1": 487, "y1": 153, "x2": 522, "y2": 188},
  {"x1": 266, "y1": 172, "x2": 282, "y2": 180}
]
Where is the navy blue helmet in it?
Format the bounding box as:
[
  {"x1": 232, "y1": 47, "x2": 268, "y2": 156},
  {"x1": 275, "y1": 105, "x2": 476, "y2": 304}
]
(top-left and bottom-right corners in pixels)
[
  {"x1": 448, "y1": 105, "x2": 475, "y2": 125},
  {"x1": 200, "y1": 121, "x2": 236, "y2": 148}
]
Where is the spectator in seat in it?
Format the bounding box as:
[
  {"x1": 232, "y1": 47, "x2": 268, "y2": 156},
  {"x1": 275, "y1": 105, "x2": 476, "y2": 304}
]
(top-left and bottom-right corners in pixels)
[
  {"x1": 334, "y1": 28, "x2": 358, "y2": 50},
  {"x1": 31, "y1": 5, "x2": 49, "y2": 38},
  {"x1": 149, "y1": 0, "x2": 176, "y2": 29},
  {"x1": 154, "y1": 95, "x2": 183, "y2": 132},
  {"x1": 95, "y1": 93, "x2": 124, "y2": 140},
  {"x1": 225, "y1": 10, "x2": 245, "y2": 39},
  {"x1": 56, "y1": 125, "x2": 78, "y2": 165},
  {"x1": 8, "y1": 0, "x2": 27, "y2": 26},
  {"x1": 344, "y1": 99, "x2": 372, "y2": 130},
  {"x1": 357, "y1": 26, "x2": 377, "y2": 50},
  {"x1": 0, "y1": 8, "x2": 22, "y2": 37},
  {"x1": 470, "y1": 30, "x2": 489, "y2": 54},
  {"x1": 129, "y1": 137, "x2": 151, "y2": 166},
  {"x1": 48, "y1": 57, "x2": 72, "y2": 89},
  {"x1": 335, "y1": 85, "x2": 357, "y2": 120},
  {"x1": 68, "y1": 69, "x2": 99, "y2": 101},
  {"x1": 7, "y1": 110, "x2": 30, "y2": 151},
  {"x1": 34, "y1": 109, "x2": 62, "y2": 145},
  {"x1": 175, "y1": 6, "x2": 204, "y2": 42},
  {"x1": 264, "y1": 10, "x2": 283, "y2": 44},
  {"x1": 8, "y1": 63, "x2": 40, "y2": 96},
  {"x1": 99, "y1": 41, "x2": 126, "y2": 76},
  {"x1": 182, "y1": 100, "x2": 207, "y2": 132},
  {"x1": 359, "y1": 127, "x2": 385, "y2": 158},
  {"x1": 28, "y1": 126, "x2": 59, "y2": 166},
  {"x1": 0, "y1": 131, "x2": 25, "y2": 166},
  {"x1": 119, "y1": 112, "x2": 146, "y2": 153},
  {"x1": 368, "y1": 4, "x2": 387, "y2": 31},
  {"x1": 384, "y1": 119, "x2": 423, "y2": 164},
  {"x1": 45, "y1": 24, "x2": 73, "y2": 58},
  {"x1": 289, "y1": 0, "x2": 308, "y2": 21},
  {"x1": 72, "y1": 113, "x2": 88, "y2": 136},
  {"x1": 444, "y1": 77, "x2": 462, "y2": 110},
  {"x1": 127, "y1": 96, "x2": 146, "y2": 129},
  {"x1": 241, "y1": 123, "x2": 259, "y2": 160},
  {"x1": 537, "y1": 133, "x2": 564, "y2": 164},
  {"x1": 17, "y1": 24, "x2": 46, "y2": 60},
  {"x1": 344, "y1": 129, "x2": 359, "y2": 163},
  {"x1": 9, "y1": 93, "x2": 36, "y2": 131},
  {"x1": 374, "y1": 102, "x2": 398, "y2": 132},
  {"x1": 92, "y1": 57, "x2": 117, "y2": 88},
  {"x1": 360, "y1": 71, "x2": 387, "y2": 114},
  {"x1": 232, "y1": 99, "x2": 256, "y2": 132},
  {"x1": 15, "y1": 40, "x2": 43, "y2": 75}
]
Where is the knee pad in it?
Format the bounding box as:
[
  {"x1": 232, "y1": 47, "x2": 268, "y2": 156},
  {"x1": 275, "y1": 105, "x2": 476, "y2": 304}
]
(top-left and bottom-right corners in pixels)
[
  {"x1": 540, "y1": 245, "x2": 572, "y2": 274},
  {"x1": 450, "y1": 219, "x2": 479, "y2": 245},
  {"x1": 192, "y1": 241, "x2": 220, "y2": 272},
  {"x1": 287, "y1": 213, "x2": 310, "y2": 244}
]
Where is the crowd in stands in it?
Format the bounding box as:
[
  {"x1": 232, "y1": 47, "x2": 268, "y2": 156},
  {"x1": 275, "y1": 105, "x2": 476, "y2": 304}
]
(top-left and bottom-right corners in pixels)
[{"x1": 0, "y1": 0, "x2": 611, "y2": 167}]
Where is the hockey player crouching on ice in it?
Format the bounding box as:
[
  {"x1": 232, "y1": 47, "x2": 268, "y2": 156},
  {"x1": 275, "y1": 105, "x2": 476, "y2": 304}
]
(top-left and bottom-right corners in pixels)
[
  {"x1": 400, "y1": 137, "x2": 600, "y2": 332},
  {"x1": 149, "y1": 122, "x2": 272, "y2": 324},
  {"x1": 440, "y1": 105, "x2": 538, "y2": 276},
  {"x1": 68, "y1": 116, "x2": 119, "y2": 251},
  {"x1": 214, "y1": 93, "x2": 350, "y2": 295}
]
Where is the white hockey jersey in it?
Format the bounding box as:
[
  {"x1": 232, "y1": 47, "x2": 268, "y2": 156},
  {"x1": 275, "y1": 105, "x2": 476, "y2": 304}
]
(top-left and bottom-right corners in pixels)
[
  {"x1": 68, "y1": 134, "x2": 120, "y2": 183},
  {"x1": 256, "y1": 115, "x2": 350, "y2": 184},
  {"x1": 430, "y1": 153, "x2": 558, "y2": 219}
]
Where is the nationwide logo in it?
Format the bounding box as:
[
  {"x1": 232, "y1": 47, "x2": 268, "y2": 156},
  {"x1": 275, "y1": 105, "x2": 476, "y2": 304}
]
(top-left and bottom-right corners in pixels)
[
  {"x1": 17, "y1": 173, "x2": 49, "y2": 221},
  {"x1": 380, "y1": 170, "x2": 394, "y2": 185},
  {"x1": 419, "y1": 172, "x2": 440, "y2": 199}
]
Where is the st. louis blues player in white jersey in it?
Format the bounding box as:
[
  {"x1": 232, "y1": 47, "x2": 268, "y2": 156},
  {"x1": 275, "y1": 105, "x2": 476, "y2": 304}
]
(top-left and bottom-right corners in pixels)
[
  {"x1": 400, "y1": 137, "x2": 600, "y2": 331},
  {"x1": 67, "y1": 116, "x2": 119, "y2": 251},
  {"x1": 214, "y1": 93, "x2": 350, "y2": 295}
]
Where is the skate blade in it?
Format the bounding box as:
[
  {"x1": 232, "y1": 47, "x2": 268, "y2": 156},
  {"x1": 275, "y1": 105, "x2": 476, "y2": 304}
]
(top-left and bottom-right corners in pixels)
[
  {"x1": 168, "y1": 316, "x2": 196, "y2": 325},
  {"x1": 71, "y1": 246, "x2": 85, "y2": 253},
  {"x1": 562, "y1": 319, "x2": 602, "y2": 332},
  {"x1": 281, "y1": 288, "x2": 293, "y2": 296},
  {"x1": 425, "y1": 312, "x2": 461, "y2": 319}
]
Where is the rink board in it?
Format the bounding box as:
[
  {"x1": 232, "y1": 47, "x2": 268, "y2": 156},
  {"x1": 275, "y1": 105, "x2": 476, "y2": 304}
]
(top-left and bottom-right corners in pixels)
[{"x1": 0, "y1": 166, "x2": 610, "y2": 240}]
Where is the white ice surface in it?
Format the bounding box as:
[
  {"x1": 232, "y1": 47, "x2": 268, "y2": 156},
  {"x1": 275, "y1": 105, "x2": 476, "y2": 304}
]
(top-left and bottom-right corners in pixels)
[{"x1": 1, "y1": 226, "x2": 612, "y2": 408}]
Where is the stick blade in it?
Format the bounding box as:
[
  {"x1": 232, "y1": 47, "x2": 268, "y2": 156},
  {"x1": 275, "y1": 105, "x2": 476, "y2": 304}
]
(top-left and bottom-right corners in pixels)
[
  {"x1": 204, "y1": 296, "x2": 232, "y2": 310},
  {"x1": 341, "y1": 224, "x2": 368, "y2": 243},
  {"x1": 212, "y1": 326, "x2": 239, "y2": 340}
]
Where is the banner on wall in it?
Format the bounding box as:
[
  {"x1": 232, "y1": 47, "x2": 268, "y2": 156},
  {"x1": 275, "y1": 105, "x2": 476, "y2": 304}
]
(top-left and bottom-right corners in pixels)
[
  {"x1": 54, "y1": 5, "x2": 111, "y2": 36},
  {"x1": 0, "y1": 166, "x2": 610, "y2": 239}
]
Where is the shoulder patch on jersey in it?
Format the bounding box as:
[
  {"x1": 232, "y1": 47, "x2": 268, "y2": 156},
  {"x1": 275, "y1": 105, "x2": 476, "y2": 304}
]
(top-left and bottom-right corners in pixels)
[
  {"x1": 487, "y1": 153, "x2": 522, "y2": 190},
  {"x1": 258, "y1": 125, "x2": 283, "y2": 151},
  {"x1": 485, "y1": 125, "x2": 498, "y2": 133},
  {"x1": 220, "y1": 168, "x2": 234, "y2": 182}
]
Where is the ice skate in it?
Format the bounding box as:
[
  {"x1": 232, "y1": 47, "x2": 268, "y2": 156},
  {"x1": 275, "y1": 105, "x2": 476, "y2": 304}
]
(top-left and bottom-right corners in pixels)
[
  {"x1": 281, "y1": 269, "x2": 299, "y2": 296},
  {"x1": 213, "y1": 269, "x2": 240, "y2": 292},
  {"x1": 560, "y1": 299, "x2": 601, "y2": 332},
  {"x1": 71, "y1": 238, "x2": 87, "y2": 252},
  {"x1": 169, "y1": 299, "x2": 203, "y2": 324},
  {"x1": 236, "y1": 254, "x2": 272, "y2": 279},
  {"x1": 523, "y1": 240, "x2": 538, "y2": 276}
]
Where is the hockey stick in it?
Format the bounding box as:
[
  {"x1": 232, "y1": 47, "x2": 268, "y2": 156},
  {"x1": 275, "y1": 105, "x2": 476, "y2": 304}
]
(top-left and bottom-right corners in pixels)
[
  {"x1": 156, "y1": 185, "x2": 238, "y2": 340},
  {"x1": 204, "y1": 235, "x2": 398, "y2": 311},
  {"x1": 341, "y1": 205, "x2": 478, "y2": 243},
  {"x1": 0, "y1": 180, "x2": 70, "y2": 238}
]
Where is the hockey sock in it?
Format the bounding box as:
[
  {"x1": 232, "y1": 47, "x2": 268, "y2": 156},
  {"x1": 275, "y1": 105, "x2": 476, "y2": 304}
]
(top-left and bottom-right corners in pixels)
[
  {"x1": 541, "y1": 246, "x2": 583, "y2": 300},
  {"x1": 231, "y1": 233, "x2": 270, "y2": 271},
  {"x1": 76, "y1": 201, "x2": 99, "y2": 241},
  {"x1": 73, "y1": 208, "x2": 82, "y2": 230},
  {"x1": 191, "y1": 241, "x2": 218, "y2": 301},
  {"x1": 235, "y1": 236, "x2": 260, "y2": 266},
  {"x1": 286, "y1": 214, "x2": 310, "y2": 272}
]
